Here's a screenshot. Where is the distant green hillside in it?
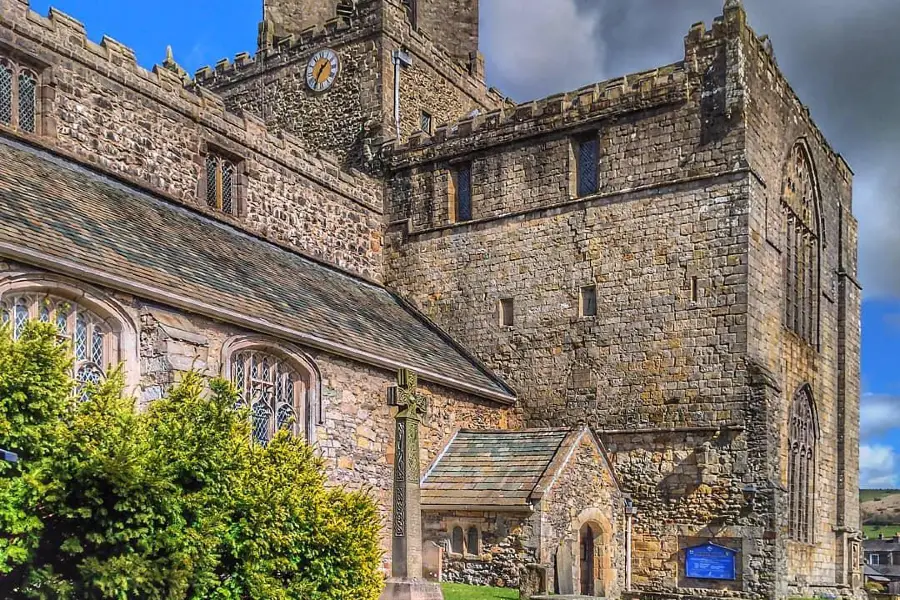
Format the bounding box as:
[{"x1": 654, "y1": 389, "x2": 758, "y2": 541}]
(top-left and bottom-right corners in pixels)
[
  {"x1": 861, "y1": 489, "x2": 900, "y2": 503},
  {"x1": 861, "y1": 489, "x2": 900, "y2": 537}
]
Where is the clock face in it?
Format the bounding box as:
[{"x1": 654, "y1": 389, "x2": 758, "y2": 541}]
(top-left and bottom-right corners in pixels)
[{"x1": 306, "y1": 49, "x2": 340, "y2": 92}]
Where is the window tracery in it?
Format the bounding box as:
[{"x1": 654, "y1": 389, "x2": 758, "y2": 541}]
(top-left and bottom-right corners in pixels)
[
  {"x1": 781, "y1": 142, "x2": 819, "y2": 345},
  {"x1": 1, "y1": 293, "x2": 117, "y2": 401},
  {"x1": 788, "y1": 386, "x2": 817, "y2": 542},
  {"x1": 229, "y1": 348, "x2": 314, "y2": 445}
]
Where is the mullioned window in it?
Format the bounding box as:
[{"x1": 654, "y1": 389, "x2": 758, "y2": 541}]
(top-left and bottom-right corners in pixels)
[
  {"x1": 0, "y1": 55, "x2": 38, "y2": 134},
  {"x1": 781, "y1": 142, "x2": 820, "y2": 346},
  {"x1": 788, "y1": 385, "x2": 817, "y2": 543}
]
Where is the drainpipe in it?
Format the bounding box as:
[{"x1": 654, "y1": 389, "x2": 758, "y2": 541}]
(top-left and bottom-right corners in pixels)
[
  {"x1": 625, "y1": 498, "x2": 637, "y2": 592},
  {"x1": 392, "y1": 49, "x2": 413, "y2": 141}
]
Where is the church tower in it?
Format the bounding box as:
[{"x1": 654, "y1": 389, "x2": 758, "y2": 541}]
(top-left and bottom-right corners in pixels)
[{"x1": 199, "y1": 0, "x2": 504, "y2": 171}]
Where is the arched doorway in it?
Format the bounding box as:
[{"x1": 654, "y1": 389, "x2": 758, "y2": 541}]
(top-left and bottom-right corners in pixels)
[{"x1": 580, "y1": 523, "x2": 596, "y2": 596}]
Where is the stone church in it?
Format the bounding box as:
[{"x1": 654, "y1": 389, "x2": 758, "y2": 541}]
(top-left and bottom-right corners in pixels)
[{"x1": 0, "y1": 0, "x2": 862, "y2": 597}]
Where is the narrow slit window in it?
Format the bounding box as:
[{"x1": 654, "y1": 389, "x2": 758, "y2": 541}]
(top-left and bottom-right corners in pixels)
[
  {"x1": 403, "y1": 0, "x2": 418, "y2": 30},
  {"x1": 499, "y1": 298, "x2": 514, "y2": 327},
  {"x1": 575, "y1": 135, "x2": 599, "y2": 197},
  {"x1": 451, "y1": 526, "x2": 464, "y2": 554},
  {"x1": 580, "y1": 285, "x2": 597, "y2": 317},
  {"x1": 420, "y1": 110, "x2": 432, "y2": 134},
  {"x1": 690, "y1": 276, "x2": 699, "y2": 303},
  {"x1": 453, "y1": 163, "x2": 473, "y2": 223},
  {"x1": 466, "y1": 527, "x2": 480, "y2": 555}
]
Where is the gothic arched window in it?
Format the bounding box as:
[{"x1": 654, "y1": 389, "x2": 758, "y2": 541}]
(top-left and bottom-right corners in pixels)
[
  {"x1": 228, "y1": 346, "x2": 318, "y2": 445},
  {"x1": 781, "y1": 142, "x2": 820, "y2": 346},
  {"x1": 788, "y1": 386, "x2": 817, "y2": 542},
  {"x1": 1, "y1": 293, "x2": 119, "y2": 401}
]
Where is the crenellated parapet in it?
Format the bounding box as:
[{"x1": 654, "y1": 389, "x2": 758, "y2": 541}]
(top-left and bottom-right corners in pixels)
[
  {"x1": 195, "y1": 0, "x2": 503, "y2": 112},
  {"x1": 683, "y1": 2, "x2": 852, "y2": 183},
  {"x1": 0, "y1": 0, "x2": 381, "y2": 210},
  {"x1": 383, "y1": 65, "x2": 688, "y2": 168}
]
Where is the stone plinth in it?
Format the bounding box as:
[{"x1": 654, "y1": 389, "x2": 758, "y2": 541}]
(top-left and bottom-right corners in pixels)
[{"x1": 380, "y1": 578, "x2": 444, "y2": 600}]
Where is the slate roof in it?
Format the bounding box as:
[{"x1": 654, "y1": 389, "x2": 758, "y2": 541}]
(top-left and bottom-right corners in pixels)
[
  {"x1": 0, "y1": 136, "x2": 514, "y2": 402},
  {"x1": 421, "y1": 428, "x2": 611, "y2": 509},
  {"x1": 865, "y1": 539, "x2": 900, "y2": 553},
  {"x1": 867, "y1": 564, "x2": 900, "y2": 580}
]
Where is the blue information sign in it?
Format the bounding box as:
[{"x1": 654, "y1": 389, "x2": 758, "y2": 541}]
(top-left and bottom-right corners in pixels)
[{"x1": 685, "y1": 543, "x2": 737, "y2": 581}]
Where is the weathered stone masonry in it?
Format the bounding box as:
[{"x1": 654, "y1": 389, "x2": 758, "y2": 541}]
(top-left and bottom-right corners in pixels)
[
  {"x1": 0, "y1": 0, "x2": 862, "y2": 597},
  {"x1": 0, "y1": 0, "x2": 384, "y2": 281},
  {"x1": 383, "y1": 4, "x2": 860, "y2": 599}
]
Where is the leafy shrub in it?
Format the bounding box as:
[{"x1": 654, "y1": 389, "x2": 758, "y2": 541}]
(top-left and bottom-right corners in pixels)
[{"x1": 0, "y1": 322, "x2": 383, "y2": 599}]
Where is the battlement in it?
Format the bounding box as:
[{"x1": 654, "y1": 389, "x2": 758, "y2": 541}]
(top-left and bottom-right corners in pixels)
[
  {"x1": 0, "y1": 0, "x2": 380, "y2": 208},
  {"x1": 195, "y1": 0, "x2": 502, "y2": 110},
  {"x1": 681, "y1": 1, "x2": 851, "y2": 181},
  {"x1": 742, "y1": 20, "x2": 853, "y2": 181},
  {"x1": 383, "y1": 64, "x2": 688, "y2": 164}
]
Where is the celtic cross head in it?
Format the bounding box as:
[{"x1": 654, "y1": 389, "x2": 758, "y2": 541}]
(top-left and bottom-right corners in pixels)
[{"x1": 387, "y1": 369, "x2": 428, "y2": 420}]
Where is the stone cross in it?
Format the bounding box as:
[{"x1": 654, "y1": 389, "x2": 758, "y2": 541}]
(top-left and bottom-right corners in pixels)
[{"x1": 387, "y1": 368, "x2": 428, "y2": 580}]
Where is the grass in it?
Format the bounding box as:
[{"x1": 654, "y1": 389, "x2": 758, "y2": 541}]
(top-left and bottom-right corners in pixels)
[
  {"x1": 440, "y1": 583, "x2": 519, "y2": 600},
  {"x1": 865, "y1": 524, "x2": 900, "y2": 539}
]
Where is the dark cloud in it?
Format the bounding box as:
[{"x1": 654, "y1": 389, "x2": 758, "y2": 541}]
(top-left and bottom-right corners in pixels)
[{"x1": 481, "y1": 0, "x2": 900, "y2": 298}]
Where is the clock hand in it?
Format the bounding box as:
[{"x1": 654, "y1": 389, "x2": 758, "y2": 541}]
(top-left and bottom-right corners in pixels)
[{"x1": 315, "y1": 62, "x2": 327, "y2": 82}]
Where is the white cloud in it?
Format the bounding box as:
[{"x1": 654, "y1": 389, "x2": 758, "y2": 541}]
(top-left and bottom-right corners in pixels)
[
  {"x1": 861, "y1": 394, "x2": 900, "y2": 439},
  {"x1": 480, "y1": 0, "x2": 606, "y2": 101},
  {"x1": 861, "y1": 445, "x2": 900, "y2": 488}
]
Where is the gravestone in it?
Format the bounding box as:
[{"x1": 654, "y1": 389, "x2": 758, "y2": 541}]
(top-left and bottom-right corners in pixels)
[{"x1": 380, "y1": 369, "x2": 444, "y2": 600}]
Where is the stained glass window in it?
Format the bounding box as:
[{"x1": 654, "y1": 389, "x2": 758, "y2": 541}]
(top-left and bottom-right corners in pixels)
[
  {"x1": 0, "y1": 56, "x2": 39, "y2": 133},
  {"x1": 782, "y1": 142, "x2": 819, "y2": 346},
  {"x1": 1, "y1": 294, "x2": 114, "y2": 402},
  {"x1": 576, "y1": 136, "x2": 599, "y2": 197},
  {"x1": 230, "y1": 349, "x2": 307, "y2": 445},
  {"x1": 205, "y1": 152, "x2": 238, "y2": 215},
  {"x1": 0, "y1": 59, "x2": 12, "y2": 125},
  {"x1": 788, "y1": 386, "x2": 817, "y2": 543}
]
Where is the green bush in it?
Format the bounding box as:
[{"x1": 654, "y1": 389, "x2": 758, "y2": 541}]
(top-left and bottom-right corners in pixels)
[{"x1": 0, "y1": 322, "x2": 383, "y2": 599}]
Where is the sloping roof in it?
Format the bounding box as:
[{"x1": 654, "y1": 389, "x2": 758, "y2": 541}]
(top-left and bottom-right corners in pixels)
[
  {"x1": 0, "y1": 136, "x2": 514, "y2": 402},
  {"x1": 868, "y1": 564, "x2": 900, "y2": 579},
  {"x1": 865, "y1": 565, "x2": 890, "y2": 582},
  {"x1": 865, "y1": 539, "x2": 900, "y2": 553},
  {"x1": 421, "y1": 427, "x2": 613, "y2": 510}
]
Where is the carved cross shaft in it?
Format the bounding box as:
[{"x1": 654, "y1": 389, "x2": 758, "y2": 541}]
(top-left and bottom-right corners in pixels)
[{"x1": 387, "y1": 369, "x2": 428, "y2": 580}]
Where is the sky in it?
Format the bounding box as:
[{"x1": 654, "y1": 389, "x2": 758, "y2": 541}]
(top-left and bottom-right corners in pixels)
[{"x1": 27, "y1": 0, "x2": 900, "y2": 487}]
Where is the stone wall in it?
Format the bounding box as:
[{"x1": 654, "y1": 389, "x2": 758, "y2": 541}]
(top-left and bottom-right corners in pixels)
[
  {"x1": 0, "y1": 261, "x2": 520, "y2": 558},
  {"x1": 742, "y1": 15, "x2": 860, "y2": 596},
  {"x1": 414, "y1": 0, "x2": 478, "y2": 62},
  {"x1": 0, "y1": 0, "x2": 384, "y2": 281},
  {"x1": 205, "y1": 0, "x2": 504, "y2": 172},
  {"x1": 422, "y1": 510, "x2": 534, "y2": 589},
  {"x1": 382, "y1": 5, "x2": 860, "y2": 599}
]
